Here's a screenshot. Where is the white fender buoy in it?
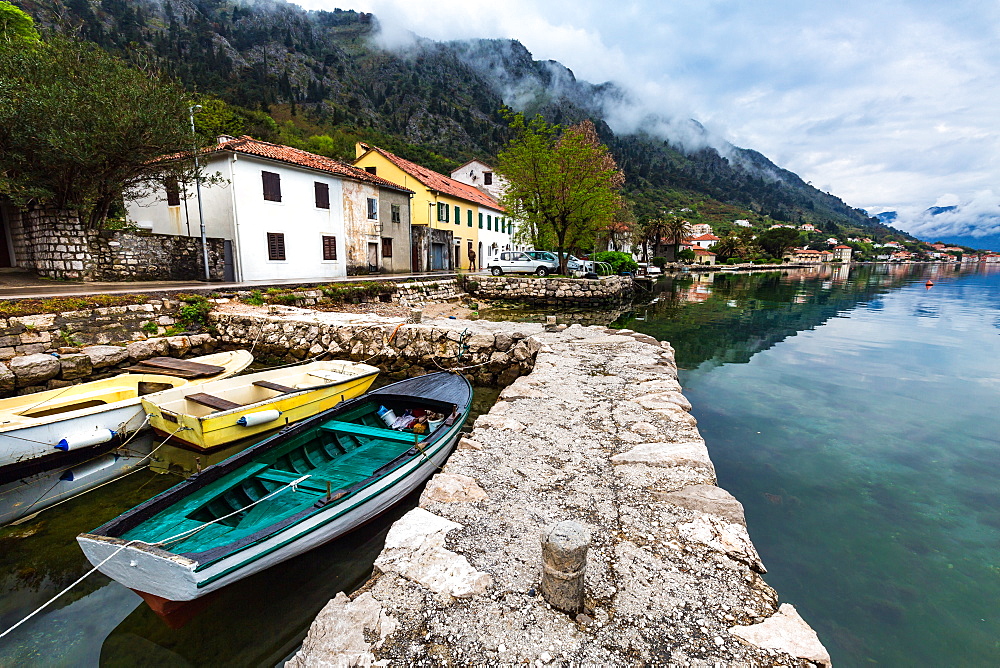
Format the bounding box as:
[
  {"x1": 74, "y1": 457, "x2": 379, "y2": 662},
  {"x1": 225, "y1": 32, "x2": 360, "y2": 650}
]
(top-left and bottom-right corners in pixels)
[
  {"x1": 237, "y1": 409, "x2": 282, "y2": 427},
  {"x1": 54, "y1": 428, "x2": 116, "y2": 451},
  {"x1": 60, "y1": 454, "x2": 119, "y2": 482}
]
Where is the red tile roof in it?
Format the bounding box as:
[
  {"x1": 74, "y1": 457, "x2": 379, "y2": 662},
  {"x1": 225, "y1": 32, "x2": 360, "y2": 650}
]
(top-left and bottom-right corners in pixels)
[
  {"x1": 693, "y1": 247, "x2": 716, "y2": 255},
  {"x1": 834, "y1": 245, "x2": 852, "y2": 249},
  {"x1": 690, "y1": 233, "x2": 720, "y2": 241},
  {"x1": 204, "y1": 136, "x2": 413, "y2": 193},
  {"x1": 356, "y1": 144, "x2": 504, "y2": 211}
]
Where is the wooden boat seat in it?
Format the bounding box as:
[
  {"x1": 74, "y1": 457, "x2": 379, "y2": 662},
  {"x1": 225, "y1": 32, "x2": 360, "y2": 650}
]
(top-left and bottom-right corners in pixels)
[
  {"x1": 319, "y1": 420, "x2": 420, "y2": 443},
  {"x1": 254, "y1": 470, "x2": 332, "y2": 493},
  {"x1": 185, "y1": 393, "x2": 241, "y2": 411},
  {"x1": 252, "y1": 380, "x2": 298, "y2": 394},
  {"x1": 126, "y1": 357, "x2": 226, "y2": 379}
]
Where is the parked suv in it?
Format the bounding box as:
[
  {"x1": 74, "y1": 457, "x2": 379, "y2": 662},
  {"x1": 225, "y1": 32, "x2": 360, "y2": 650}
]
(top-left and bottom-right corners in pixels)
[
  {"x1": 486, "y1": 251, "x2": 558, "y2": 276},
  {"x1": 526, "y1": 250, "x2": 593, "y2": 273}
]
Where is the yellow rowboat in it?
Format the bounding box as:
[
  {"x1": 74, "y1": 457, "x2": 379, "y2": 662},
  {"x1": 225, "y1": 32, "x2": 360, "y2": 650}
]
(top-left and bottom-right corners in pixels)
[
  {"x1": 142, "y1": 361, "x2": 380, "y2": 450},
  {"x1": 0, "y1": 350, "x2": 253, "y2": 481}
]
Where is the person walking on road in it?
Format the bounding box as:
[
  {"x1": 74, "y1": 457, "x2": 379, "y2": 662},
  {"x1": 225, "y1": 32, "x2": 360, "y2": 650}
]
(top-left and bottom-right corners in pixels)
[{"x1": 468, "y1": 248, "x2": 477, "y2": 272}]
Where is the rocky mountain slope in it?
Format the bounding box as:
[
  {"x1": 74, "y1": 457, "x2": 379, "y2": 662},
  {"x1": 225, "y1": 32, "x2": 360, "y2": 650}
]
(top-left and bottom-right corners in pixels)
[{"x1": 16, "y1": 0, "x2": 911, "y2": 239}]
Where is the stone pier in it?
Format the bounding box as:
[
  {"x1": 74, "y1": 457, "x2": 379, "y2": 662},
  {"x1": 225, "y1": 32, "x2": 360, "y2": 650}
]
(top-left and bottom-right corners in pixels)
[{"x1": 287, "y1": 322, "x2": 831, "y2": 667}]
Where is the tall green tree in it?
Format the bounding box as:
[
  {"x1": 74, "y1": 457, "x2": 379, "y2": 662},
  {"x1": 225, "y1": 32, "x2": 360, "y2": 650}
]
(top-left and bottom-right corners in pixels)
[
  {"x1": 0, "y1": 1, "x2": 39, "y2": 44},
  {"x1": 0, "y1": 36, "x2": 197, "y2": 227},
  {"x1": 663, "y1": 216, "x2": 692, "y2": 261},
  {"x1": 758, "y1": 227, "x2": 802, "y2": 259},
  {"x1": 496, "y1": 113, "x2": 624, "y2": 273}
]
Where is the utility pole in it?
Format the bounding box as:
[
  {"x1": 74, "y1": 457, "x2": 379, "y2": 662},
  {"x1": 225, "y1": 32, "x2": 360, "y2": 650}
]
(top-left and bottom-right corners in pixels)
[{"x1": 189, "y1": 104, "x2": 210, "y2": 281}]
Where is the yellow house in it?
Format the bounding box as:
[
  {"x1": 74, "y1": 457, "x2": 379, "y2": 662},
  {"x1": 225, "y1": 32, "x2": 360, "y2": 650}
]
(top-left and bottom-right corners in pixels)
[{"x1": 354, "y1": 143, "x2": 508, "y2": 271}]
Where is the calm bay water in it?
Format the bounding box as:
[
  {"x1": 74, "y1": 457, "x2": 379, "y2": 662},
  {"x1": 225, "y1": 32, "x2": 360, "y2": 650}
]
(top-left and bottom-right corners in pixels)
[{"x1": 616, "y1": 264, "x2": 1000, "y2": 665}]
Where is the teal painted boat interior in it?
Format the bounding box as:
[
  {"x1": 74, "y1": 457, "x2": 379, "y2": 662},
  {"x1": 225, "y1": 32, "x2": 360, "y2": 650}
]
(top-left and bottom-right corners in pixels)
[{"x1": 117, "y1": 401, "x2": 444, "y2": 556}]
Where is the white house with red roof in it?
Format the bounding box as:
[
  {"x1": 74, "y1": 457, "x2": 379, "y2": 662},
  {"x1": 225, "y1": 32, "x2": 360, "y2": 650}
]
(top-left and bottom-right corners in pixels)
[
  {"x1": 833, "y1": 244, "x2": 853, "y2": 263},
  {"x1": 688, "y1": 233, "x2": 720, "y2": 249},
  {"x1": 126, "y1": 136, "x2": 414, "y2": 280}
]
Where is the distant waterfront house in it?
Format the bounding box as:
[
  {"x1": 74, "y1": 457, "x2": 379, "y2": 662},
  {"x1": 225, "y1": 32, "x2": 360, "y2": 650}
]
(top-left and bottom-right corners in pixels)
[
  {"x1": 800, "y1": 223, "x2": 816, "y2": 231},
  {"x1": 785, "y1": 248, "x2": 823, "y2": 264},
  {"x1": 688, "y1": 223, "x2": 714, "y2": 236},
  {"x1": 126, "y1": 136, "x2": 413, "y2": 280},
  {"x1": 354, "y1": 143, "x2": 512, "y2": 272},
  {"x1": 692, "y1": 247, "x2": 716, "y2": 265},
  {"x1": 833, "y1": 245, "x2": 853, "y2": 263},
  {"x1": 733, "y1": 219, "x2": 752, "y2": 228},
  {"x1": 688, "y1": 233, "x2": 719, "y2": 249}
]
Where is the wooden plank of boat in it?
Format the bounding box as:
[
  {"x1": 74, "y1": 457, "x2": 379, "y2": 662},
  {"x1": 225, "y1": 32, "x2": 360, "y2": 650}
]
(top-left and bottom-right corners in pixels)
[
  {"x1": 135, "y1": 357, "x2": 227, "y2": 377},
  {"x1": 252, "y1": 380, "x2": 297, "y2": 394},
  {"x1": 185, "y1": 393, "x2": 241, "y2": 411},
  {"x1": 123, "y1": 364, "x2": 207, "y2": 379}
]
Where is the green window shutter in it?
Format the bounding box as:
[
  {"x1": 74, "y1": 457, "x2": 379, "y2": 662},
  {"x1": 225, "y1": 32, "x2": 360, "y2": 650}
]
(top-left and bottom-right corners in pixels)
[
  {"x1": 487, "y1": 215, "x2": 492, "y2": 231},
  {"x1": 478, "y1": 212, "x2": 483, "y2": 229},
  {"x1": 454, "y1": 205, "x2": 460, "y2": 225},
  {"x1": 467, "y1": 209, "x2": 473, "y2": 227}
]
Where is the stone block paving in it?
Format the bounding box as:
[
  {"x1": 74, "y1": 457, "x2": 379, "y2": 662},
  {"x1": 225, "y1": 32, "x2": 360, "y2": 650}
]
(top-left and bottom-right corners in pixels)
[{"x1": 288, "y1": 323, "x2": 830, "y2": 668}]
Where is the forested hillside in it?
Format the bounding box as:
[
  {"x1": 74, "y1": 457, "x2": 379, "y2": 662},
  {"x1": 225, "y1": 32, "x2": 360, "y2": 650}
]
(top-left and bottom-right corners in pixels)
[{"x1": 14, "y1": 0, "x2": 912, "y2": 240}]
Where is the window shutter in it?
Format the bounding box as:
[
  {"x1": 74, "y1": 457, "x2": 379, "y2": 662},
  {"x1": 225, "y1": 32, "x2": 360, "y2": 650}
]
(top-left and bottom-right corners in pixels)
[
  {"x1": 391, "y1": 204, "x2": 401, "y2": 224},
  {"x1": 322, "y1": 235, "x2": 337, "y2": 260},
  {"x1": 454, "y1": 205, "x2": 460, "y2": 225},
  {"x1": 467, "y1": 210, "x2": 473, "y2": 227},
  {"x1": 478, "y1": 212, "x2": 483, "y2": 229},
  {"x1": 267, "y1": 232, "x2": 286, "y2": 260},
  {"x1": 314, "y1": 182, "x2": 330, "y2": 209},
  {"x1": 165, "y1": 178, "x2": 181, "y2": 206},
  {"x1": 381, "y1": 237, "x2": 393, "y2": 258},
  {"x1": 487, "y1": 215, "x2": 492, "y2": 231},
  {"x1": 367, "y1": 198, "x2": 378, "y2": 219},
  {"x1": 262, "y1": 171, "x2": 281, "y2": 202}
]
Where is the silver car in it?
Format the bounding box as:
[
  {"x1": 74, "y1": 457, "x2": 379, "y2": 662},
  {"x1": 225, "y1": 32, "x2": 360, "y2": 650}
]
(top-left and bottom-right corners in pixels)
[{"x1": 487, "y1": 251, "x2": 558, "y2": 276}]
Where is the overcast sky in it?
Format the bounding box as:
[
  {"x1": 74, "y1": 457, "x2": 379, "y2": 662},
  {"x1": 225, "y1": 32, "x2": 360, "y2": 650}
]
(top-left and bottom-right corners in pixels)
[{"x1": 294, "y1": 0, "x2": 1000, "y2": 243}]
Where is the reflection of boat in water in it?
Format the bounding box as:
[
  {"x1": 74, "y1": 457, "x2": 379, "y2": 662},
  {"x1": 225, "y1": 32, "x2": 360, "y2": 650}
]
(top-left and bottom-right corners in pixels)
[
  {"x1": 99, "y1": 489, "x2": 419, "y2": 665},
  {"x1": 0, "y1": 351, "x2": 253, "y2": 482},
  {"x1": 0, "y1": 433, "x2": 159, "y2": 526},
  {"x1": 79, "y1": 373, "x2": 472, "y2": 609}
]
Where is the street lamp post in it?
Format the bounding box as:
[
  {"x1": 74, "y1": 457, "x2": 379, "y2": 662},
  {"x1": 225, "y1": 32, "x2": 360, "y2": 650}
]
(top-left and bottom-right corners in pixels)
[{"x1": 188, "y1": 104, "x2": 210, "y2": 281}]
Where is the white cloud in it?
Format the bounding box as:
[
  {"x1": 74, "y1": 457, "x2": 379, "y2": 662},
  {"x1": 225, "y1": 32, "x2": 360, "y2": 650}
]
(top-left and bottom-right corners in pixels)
[{"x1": 291, "y1": 0, "x2": 1000, "y2": 238}]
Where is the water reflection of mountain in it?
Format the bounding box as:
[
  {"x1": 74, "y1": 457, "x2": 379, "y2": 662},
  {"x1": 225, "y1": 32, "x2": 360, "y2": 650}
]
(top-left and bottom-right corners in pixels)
[{"x1": 616, "y1": 265, "x2": 963, "y2": 369}]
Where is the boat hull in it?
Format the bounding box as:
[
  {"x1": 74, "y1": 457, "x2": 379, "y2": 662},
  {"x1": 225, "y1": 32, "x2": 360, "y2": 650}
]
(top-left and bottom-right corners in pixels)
[
  {"x1": 77, "y1": 418, "x2": 459, "y2": 601},
  {"x1": 0, "y1": 350, "x2": 252, "y2": 479},
  {"x1": 143, "y1": 362, "x2": 380, "y2": 450}
]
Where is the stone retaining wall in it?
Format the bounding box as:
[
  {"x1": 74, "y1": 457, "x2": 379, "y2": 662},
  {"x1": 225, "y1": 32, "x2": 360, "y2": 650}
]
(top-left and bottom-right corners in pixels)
[
  {"x1": 0, "y1": 300, "x2": 185, "y2": 360},
  {"x1": 87, "y1": 231, "x2": 225, "y2": 281},
  {"x1": 287, "y1": 322, "x2": 831, "y2": 668},
  {"x1": 3, "y1": 205, "x2": 225, "y2": 281},
  {"x1": 466, "y1": 274, "x2": 633, "y2": 305},
  {"x1": 210, "y1": 309, "x2": 539, "y2": 386},
  {"x1": 0, "y1": 334, "x2": 216, "y2": 396},
  {"x1": 393, "y1": 278, "x2": 463, "y2": 303}
]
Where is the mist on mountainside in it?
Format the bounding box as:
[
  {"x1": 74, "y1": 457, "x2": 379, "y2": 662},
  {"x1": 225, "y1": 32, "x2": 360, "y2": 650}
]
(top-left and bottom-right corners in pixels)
[{"x1": 14, "y1": 0, "x2": 907, "y2": 238}]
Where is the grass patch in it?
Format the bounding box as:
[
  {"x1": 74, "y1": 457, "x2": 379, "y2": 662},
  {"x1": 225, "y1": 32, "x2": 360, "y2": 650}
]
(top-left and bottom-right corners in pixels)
[{"x1": 0, "y1": 294, "x2": 152, "y2": 318}]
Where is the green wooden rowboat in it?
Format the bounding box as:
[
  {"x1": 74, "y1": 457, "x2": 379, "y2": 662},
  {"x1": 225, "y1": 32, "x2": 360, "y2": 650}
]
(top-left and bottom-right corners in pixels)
[{"x1": 76, "y1": 372, "x2": 472, "y2": 612}]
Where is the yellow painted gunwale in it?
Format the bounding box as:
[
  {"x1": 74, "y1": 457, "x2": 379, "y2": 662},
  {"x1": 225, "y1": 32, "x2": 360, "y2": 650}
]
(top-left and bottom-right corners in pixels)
[
  {"x1": 143, "y1": 361, "x2": 380, "y2": 450},
  {"x1": 0, "y1": 350, "x2": 253, "y2": 432}
]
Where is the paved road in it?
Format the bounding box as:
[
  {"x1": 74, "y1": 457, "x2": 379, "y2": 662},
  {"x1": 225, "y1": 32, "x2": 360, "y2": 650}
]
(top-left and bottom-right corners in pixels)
[{"x1": 0, "y1": 270, "x2": 466, "y2": 300}]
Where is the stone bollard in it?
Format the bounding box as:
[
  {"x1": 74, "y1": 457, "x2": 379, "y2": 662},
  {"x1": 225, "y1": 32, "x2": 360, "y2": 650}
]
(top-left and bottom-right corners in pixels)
[
  {"x1": 540, "y1": 521, "x2": 590, "y2": 613},
  {"x1": 410, "y1": 308, "x2": 422, "y2": 324},
  {"x1": 544, "y1": 315, "x2": 558, "y2": 331}
]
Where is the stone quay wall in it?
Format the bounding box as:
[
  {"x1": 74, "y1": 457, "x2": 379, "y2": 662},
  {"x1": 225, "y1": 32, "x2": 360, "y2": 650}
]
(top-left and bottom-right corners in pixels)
[
  {"x1": 0, "y1": 300, "x2": 187, "y2": 361},
  {"x1": 393, "y1": 278, "x2": 463, "y2": 303},
  {"x1": 0, "y1": 334, "x2": 216, "y2": 396},
  {"x1": 4, "y1": 205, "x2": 225, "y2": 281},
  {"x1": 210, "y1": 309, "x2": 539, "y2": 387},
  {"x1": 466, "y1": 274, "x2": 634, "y2": 306},
  {"x1": 86, "y1": 231, "x2": 225, "y2": 281},
  {"x1": 288, "y1": 322, "x2": 831, "y2": 668}
]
